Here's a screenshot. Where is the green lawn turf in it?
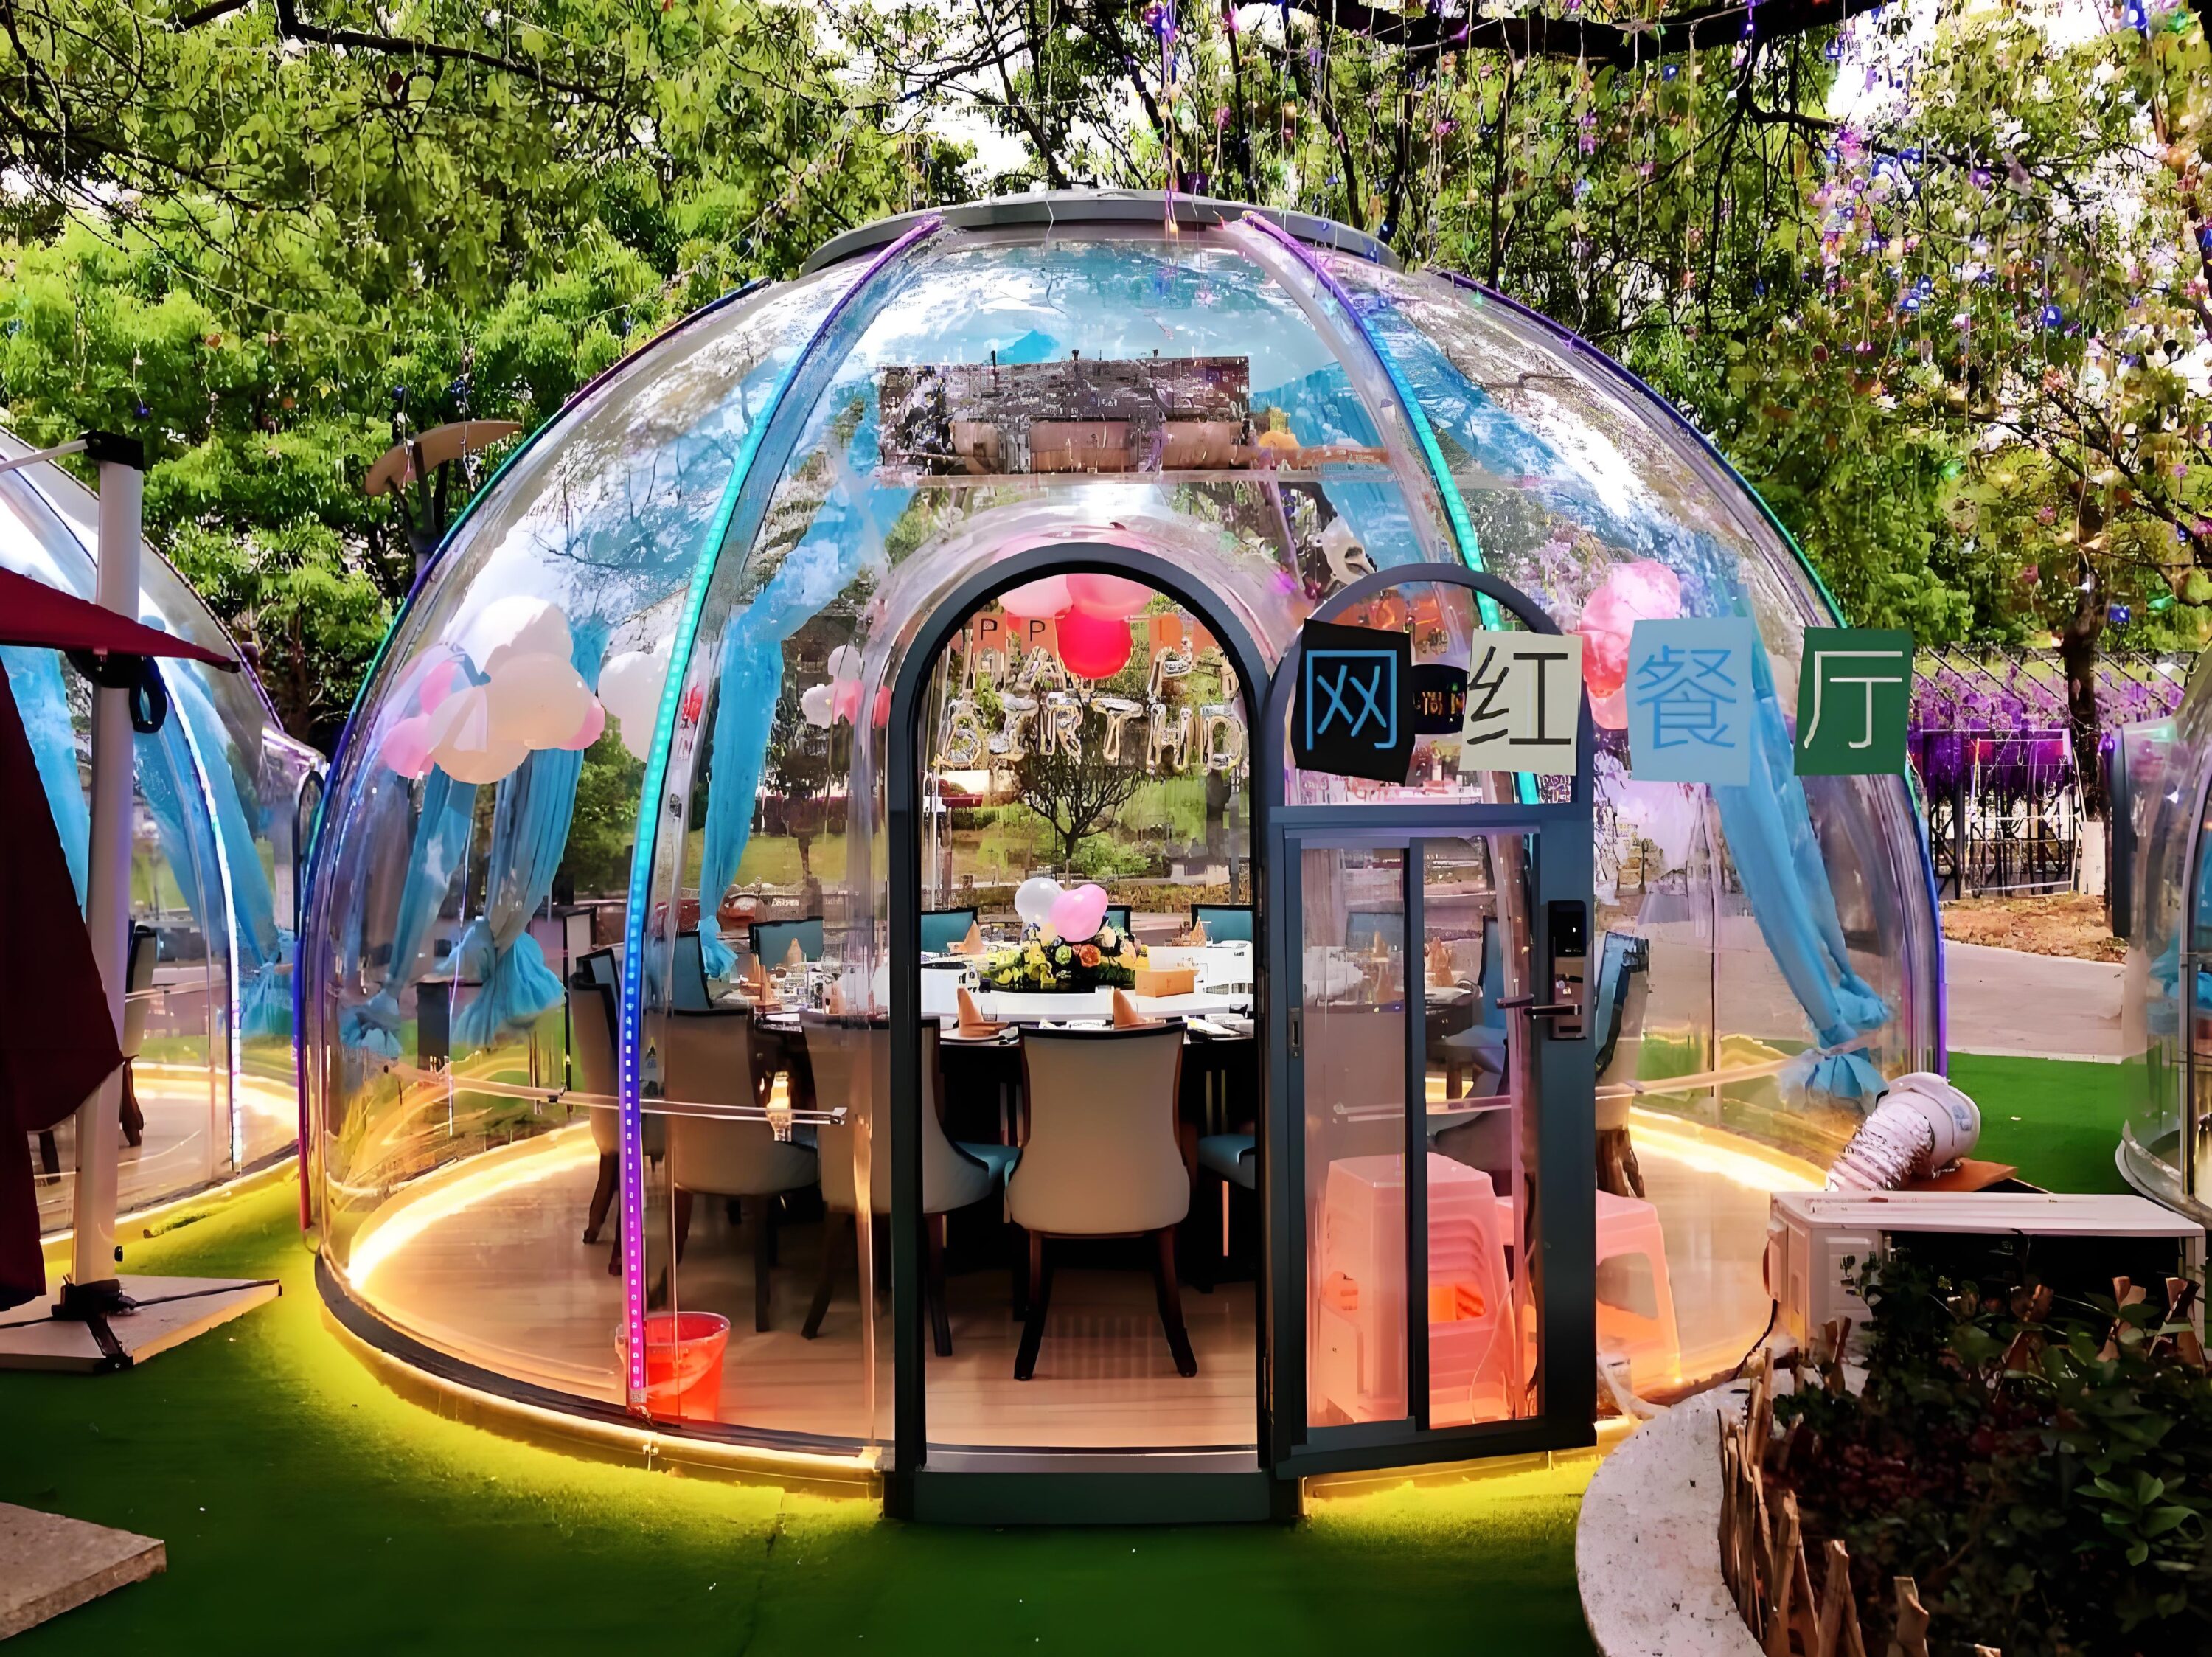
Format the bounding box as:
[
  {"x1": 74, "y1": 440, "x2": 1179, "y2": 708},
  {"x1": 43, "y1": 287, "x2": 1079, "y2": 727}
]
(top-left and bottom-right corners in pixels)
[
  {"x1": 4, "y1": 1054, "x2": 2129, "y2": 1652},
  {"x1": 3, "y1": 1178, "x2": 1596, "y2": 1655},
  {"x1": 1945, "y1": 1052, "x2": 2132, "y2": 1195}
]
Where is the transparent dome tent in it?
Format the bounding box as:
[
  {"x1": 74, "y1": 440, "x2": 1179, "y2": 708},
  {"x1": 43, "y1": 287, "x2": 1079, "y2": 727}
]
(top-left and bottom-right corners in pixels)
[
  {"x1": 0, "y1": 428, "x2": 322, "y2": 1235},
  {"x1": 2121, "y1": 663, "x2": 2212, "y2": 1220},
  {"x1": 300, "y1": 192, "x2": 1940, "y2": 1517}
]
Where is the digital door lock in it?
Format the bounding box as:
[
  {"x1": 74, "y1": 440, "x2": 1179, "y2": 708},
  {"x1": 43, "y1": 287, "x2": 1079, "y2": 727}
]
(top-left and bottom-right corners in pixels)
[{"x1": 1497, "y1": 902, "x2": 1590, "y2": 1039}]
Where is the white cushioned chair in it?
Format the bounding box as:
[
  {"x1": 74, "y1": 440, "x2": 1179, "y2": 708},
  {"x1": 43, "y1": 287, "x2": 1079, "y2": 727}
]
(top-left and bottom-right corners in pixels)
[
  {"x1": 662, "y1": 1006, "x2": 818, "y2": 1332},
  {"x1": 801, "y1": 1013, "x2": 1015, "y2": 1354},
  {"x1": 1007, "y1": 1024, "x2": 1195, "y2": 1380}
]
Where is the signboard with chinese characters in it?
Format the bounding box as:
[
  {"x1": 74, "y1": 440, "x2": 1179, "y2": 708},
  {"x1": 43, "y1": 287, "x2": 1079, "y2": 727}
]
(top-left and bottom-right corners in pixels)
[
  {"x1": 1455, "y1": 633, "x2": 1585, "y2": 776},
  {"x1": 1293, "y1": 619, "x2": 1414, "y2": 783},
  {"x1": 1410, "y1": 663, "x2": 1469, "y2": 735},
  {"x1": 1624, "y1": 617, "x2": 1755, "y2": 786},
  {"x1": 1793, "y1": 628, "x2": 1912, "y2": 775}
]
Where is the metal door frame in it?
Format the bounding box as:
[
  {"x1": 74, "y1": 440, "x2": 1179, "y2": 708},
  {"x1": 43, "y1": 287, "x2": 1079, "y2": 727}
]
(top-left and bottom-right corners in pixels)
[
  {"x1": 885, "y1": 542, "x2": 1279, "y2": 1524},
  {"x1": 1262, "y1": 565, "x2": 1596, "y2": 1479}
]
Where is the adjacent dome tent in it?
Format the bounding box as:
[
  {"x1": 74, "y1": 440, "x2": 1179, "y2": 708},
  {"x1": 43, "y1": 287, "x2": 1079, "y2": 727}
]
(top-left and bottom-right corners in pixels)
[
  {"x1": 302, "y1": 194, "x2": 1941, "y2": 1492},
  {"x1": 0, "y1": 429, "x2": 320, "y2": 1235}
]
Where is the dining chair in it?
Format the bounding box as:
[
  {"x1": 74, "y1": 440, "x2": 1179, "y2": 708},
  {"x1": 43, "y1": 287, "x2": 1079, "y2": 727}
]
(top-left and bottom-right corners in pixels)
[
  {"x1": 749, "y1": 917, "x2": 824, "y2": 964},
  {"x1": 1194, "y1": 1132, "x2": 1257, "y2": 1290},
  {"x1": 1188, "y1": 903, "x2": 1253, "y2": 943},
  {"x1": 1441, "y1": 916, "x2": 1510, "y2": 1099},
  {"x1": 801, "y1": 1013, "x2": 1017, "y2": 1354},
  {"x1": 568, "y1": 971, "x2": 623, "y2": 1245},
  {"x1": 662, "y1": 1006, "x2": 818, "y2": 1331},
  {"x1": 918, "y1": 908, "x2": 978, "y2": 955},
  {"x1": 1343, "y1": 908, "x2": 1405, "y2": 953},
  {"x1": 1007, "y1": 1024, "x2": 1196, "y2": 1380},
  {"x1": 672, "y1": 927, "x2": 714, "y2": 1012},
  {"x1": 1102, "y1": 905, "x2": 1133, "y2": 936}
]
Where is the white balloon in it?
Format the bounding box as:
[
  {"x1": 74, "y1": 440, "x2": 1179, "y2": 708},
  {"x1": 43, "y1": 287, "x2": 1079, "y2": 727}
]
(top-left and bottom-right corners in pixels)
[
  {"x1": 598, "y1": 649, "x2": 670, "y2": 756},
  {"x1": 800, "y1": 683, "x2": 835, "y2": 728},
  {"x1": 825, "y1": 644, "x2": 863, "y2": 683},
  {"x1": 452, "y1": 595, "x2": 572, "y2": 677},
  {"x1": 1014, "y1": 875, "x2": 1064, "y2": 928},
  {"x1": 485, "y1": 650, "x2": 593, "y2": 749},
  {"x1": 425, "y1": 683, "x2": 527, "y2": 785}
]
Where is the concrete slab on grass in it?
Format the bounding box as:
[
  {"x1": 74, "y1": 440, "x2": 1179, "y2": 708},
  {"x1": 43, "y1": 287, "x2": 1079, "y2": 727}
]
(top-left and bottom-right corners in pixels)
[
  {"x1": 0, "y1": 1275, "x2": 277, "y2": 1373},
  {"x1": 0, "y1": 1501, "x2": 164, "y2": 1639},
  {"x1": 1943, "y1": 940, "x2": 2124, "y2": 1063}
]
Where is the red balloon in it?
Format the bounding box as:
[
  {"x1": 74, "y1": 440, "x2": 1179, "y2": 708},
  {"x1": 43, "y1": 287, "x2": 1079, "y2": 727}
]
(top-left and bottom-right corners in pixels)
[{"x1": 1056, "y1": 605, "x2": 1135, "y2": 680}]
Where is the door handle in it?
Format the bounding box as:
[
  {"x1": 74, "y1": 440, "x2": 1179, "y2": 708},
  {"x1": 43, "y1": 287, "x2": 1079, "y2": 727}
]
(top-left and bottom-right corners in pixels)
[{"x1": 1495, "y1": 996, "x2": 1577, "y2": 1018}]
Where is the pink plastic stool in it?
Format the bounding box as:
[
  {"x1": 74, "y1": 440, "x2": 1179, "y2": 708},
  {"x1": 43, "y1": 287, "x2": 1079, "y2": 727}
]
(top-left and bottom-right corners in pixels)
[{"x1": 1594, "y1": 1189, "x2": 1679, "y2": 1391}]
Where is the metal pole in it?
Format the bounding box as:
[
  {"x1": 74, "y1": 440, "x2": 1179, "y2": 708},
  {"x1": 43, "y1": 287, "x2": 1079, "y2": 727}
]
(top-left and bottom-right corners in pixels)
[{"x1": 69, "y1": 431, "x2": 144, "y2": 1299}]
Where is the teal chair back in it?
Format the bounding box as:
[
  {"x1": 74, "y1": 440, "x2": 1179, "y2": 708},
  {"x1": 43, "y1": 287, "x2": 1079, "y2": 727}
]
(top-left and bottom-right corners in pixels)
[
  {"x1": 919, "y1": 908, "x2": 978, "y2": 953},
  {"x1": 575, "y1": 947, "x2": 619, "y2": 991},
  {"x1": 1189, "y1": 904, "x2": 1253, "y2": 943},
  {"x1": 1103, "y1": 905, "x2": 1132, "y2": 936},
  {"x1": 1344, "y1": 909, "x2": 1404, "y2": 954},
  {"x1": 672, "y1": 928, "x2": 712, "y2": 1012},
  {"x1": 1589, "y1": 932, "x2": 1648, "y2": 1074},
  {"x1": 750, "y1": 917, "x2": 824, "y2": 963},
  {"x1": 1477, "y1": 917, "x2": 1506, "y2": 1034}
]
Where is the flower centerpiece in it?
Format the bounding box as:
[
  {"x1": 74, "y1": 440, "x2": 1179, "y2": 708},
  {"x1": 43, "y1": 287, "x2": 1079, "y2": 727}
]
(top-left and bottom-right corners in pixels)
[{"x1": 981, "y1": 920, "x2": 1141, "y2": 993}]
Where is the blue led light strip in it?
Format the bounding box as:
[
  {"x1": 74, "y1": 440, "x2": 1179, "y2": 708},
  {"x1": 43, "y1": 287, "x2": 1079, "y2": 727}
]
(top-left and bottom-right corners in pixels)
[{"x1": 614, "y1": 219, "x2": 943, "y2": 1406}]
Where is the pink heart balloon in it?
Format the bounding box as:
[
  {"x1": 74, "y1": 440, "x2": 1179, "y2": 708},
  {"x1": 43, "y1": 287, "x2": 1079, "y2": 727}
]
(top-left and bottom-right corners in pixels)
[
  {"x1": 1048, "y1": 883, "x2": 1110, "y2": 942},
  {"x1": 999, "y1": 575, "x2": 1073, "y2": 619},
  {"x1": 832, "y1": 681, "x2": 865, "y2": 725},
  {"x1": 380, "y1": 713, "x2": 436, "y2": 779},
  {"x1": 557, "y1": 698, "x2": 606, "y2": 751},
  {"x1": 1065, "y1": 573, "x2": 1154, "y2": 619},
  {"x1": 418, "y1": 657, "x2": 465, "y2": 716}
]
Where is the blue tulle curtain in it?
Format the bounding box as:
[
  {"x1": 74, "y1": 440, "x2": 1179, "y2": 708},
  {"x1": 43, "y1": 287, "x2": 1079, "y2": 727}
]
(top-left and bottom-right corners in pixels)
[
  {"x1": 1371, "y1": 293, "x2": 1893, "y2": 1098},
  {"x1": 692, "y1": 411, "x2": 909, "y2": 978},
  {"x1": 0, "y1": 647, "x2": 88, "y2": 901},
  {"x1": 451, "y1": 623, "x2": 608, "y2": 1046},
  {"x1": 339, "y1": 771, "x2": 475, "y2": 1058}
]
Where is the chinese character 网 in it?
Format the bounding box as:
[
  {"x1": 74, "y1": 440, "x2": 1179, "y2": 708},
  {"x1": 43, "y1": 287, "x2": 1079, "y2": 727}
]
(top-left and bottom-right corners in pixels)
[
  {"x1": 1307, "y1": 650, "x2": 1398, "y2": 751},
  {"x1": 1633, "y1": 645, "x2": 1739, "y2": 751}
]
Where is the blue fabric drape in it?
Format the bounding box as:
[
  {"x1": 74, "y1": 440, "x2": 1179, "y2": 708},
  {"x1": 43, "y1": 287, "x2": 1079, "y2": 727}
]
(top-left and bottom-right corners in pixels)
[
  {"x1": 0, "y1": 647, "x2": 88, "y2": 903},
  {"x1": 1712, "y1": 640, "x2": 1891, "y2": 1100},
  {"x1": 692, "y1": 410, "x2": 910, "y2": 977},
  {"x1": 450, "y1": 623, "x2": 608, "y2": 1046},
  {"x1": 340, "y1": 771, "x2": 476, "y2": 1057},
  {"x1": 1365, "y1": 293, "x2": 1894, "y2": 1098}
]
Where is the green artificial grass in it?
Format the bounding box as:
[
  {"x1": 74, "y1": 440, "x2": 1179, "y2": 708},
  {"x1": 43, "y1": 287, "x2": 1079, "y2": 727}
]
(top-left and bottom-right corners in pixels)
[
  {"x1": 1946, "y1": 1052, "x2": 2132, "y2": 1196},
  {"x1": 2, "y1": 1179, "x2": 1596, "y2": 1655}
]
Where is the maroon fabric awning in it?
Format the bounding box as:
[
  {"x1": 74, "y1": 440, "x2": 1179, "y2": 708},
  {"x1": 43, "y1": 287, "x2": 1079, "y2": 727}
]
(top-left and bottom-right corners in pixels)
[{"x1": 0, "y1": 566, "x2": 237, "y2": 670}]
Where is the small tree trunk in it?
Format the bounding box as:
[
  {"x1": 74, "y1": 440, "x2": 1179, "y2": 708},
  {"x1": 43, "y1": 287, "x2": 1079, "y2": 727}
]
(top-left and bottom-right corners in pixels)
[{"x1": 2059, "y1": 566, "x2": 2108, "y2": 820}]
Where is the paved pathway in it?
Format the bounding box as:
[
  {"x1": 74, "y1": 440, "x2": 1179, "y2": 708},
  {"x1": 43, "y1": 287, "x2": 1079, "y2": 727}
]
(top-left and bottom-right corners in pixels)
[{"x1": 1944, "y1": 939, "x2": 2125, "y2": 1063}]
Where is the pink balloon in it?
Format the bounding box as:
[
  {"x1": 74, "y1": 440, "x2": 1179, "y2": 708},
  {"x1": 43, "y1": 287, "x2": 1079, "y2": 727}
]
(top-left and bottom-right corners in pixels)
[
  {"x1": 871, "y1": 686, "x2": 893, "y2": 728},
  {"x1": 1576, "y1": 560, "x2": 1680, "y2": 700},
  {"x1": 380, "y1": 713, "x2": 435, "y2": 778},
  {"x1": 1589, "y1": 685, "x2": 1629, "y2": 731},
  {"x1": 832, "y1": 681, "x2": 865, "y2": 725},
  {"x1": 1048, "y1": 883, "x2": 1110, "y2": 942},
  {"x1": 999, "y1": 575, "x2": 1073, "y2": 619},
  {"x1": 1055, "y1": 604, "x2": 1134, "y2": 680},
  {"x1": 1065, "y1": 573, "x2": 1154, "y2": 619},
  {"x1": 557, "y1": 698, "x2": 605, "y2": 751},
  {"x1": 418, "y1": 658, "x2": 465, "y2": 716}
]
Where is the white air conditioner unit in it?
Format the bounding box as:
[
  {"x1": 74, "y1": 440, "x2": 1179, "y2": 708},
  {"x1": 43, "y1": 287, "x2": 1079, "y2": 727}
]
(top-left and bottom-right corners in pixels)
[{"x1": 1767, "y1": 1191, "x2": 2205, "y2": 1352}]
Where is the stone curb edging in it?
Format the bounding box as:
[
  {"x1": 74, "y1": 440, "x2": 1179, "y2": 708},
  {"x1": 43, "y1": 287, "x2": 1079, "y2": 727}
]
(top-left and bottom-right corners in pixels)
[{"x1": 1576, "y1": 1383, "x2": 1761, "y2": 1657}]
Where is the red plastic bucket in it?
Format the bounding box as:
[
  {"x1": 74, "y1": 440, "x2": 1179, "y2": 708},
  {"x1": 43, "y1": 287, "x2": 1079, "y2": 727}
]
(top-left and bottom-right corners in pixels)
[{"x1": 623, "y1": 1310, "x2": 729, "y2": 1420}]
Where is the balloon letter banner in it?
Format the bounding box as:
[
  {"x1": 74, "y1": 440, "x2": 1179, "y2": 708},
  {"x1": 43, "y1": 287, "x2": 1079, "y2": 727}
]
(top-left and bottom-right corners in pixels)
[
  {"x1": 1624, "y1": 618, "x2": 1754, "y2": 787},
  {"x1": 1793, "y1": 628, "x2": 1912, "y2": 776},
  {"x1": 1293, "y1": 620, "x2": 1413, "y2": 784},
  {"x1": 1455, "y1": 634, "x2": 1584, "y2": 777}
]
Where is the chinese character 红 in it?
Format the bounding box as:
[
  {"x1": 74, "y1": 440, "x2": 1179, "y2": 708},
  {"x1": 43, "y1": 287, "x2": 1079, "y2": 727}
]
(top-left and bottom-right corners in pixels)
[
  {"x1": 1458, "y1": 634, "x2": 1584, "y2": 777},
  {"x1": 1624, "y1": 617, "x2": 1756, "y2": 785}
]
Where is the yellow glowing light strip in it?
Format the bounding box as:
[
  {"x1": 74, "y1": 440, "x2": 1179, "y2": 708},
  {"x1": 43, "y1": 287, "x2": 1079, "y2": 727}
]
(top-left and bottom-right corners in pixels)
[
  {"x1": 345, "y1": 1128, "x2": 597, "y2": 1288},
  {"x1": 1627, "y1": 1107, "x2": 1824, "y2": 1192}
]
